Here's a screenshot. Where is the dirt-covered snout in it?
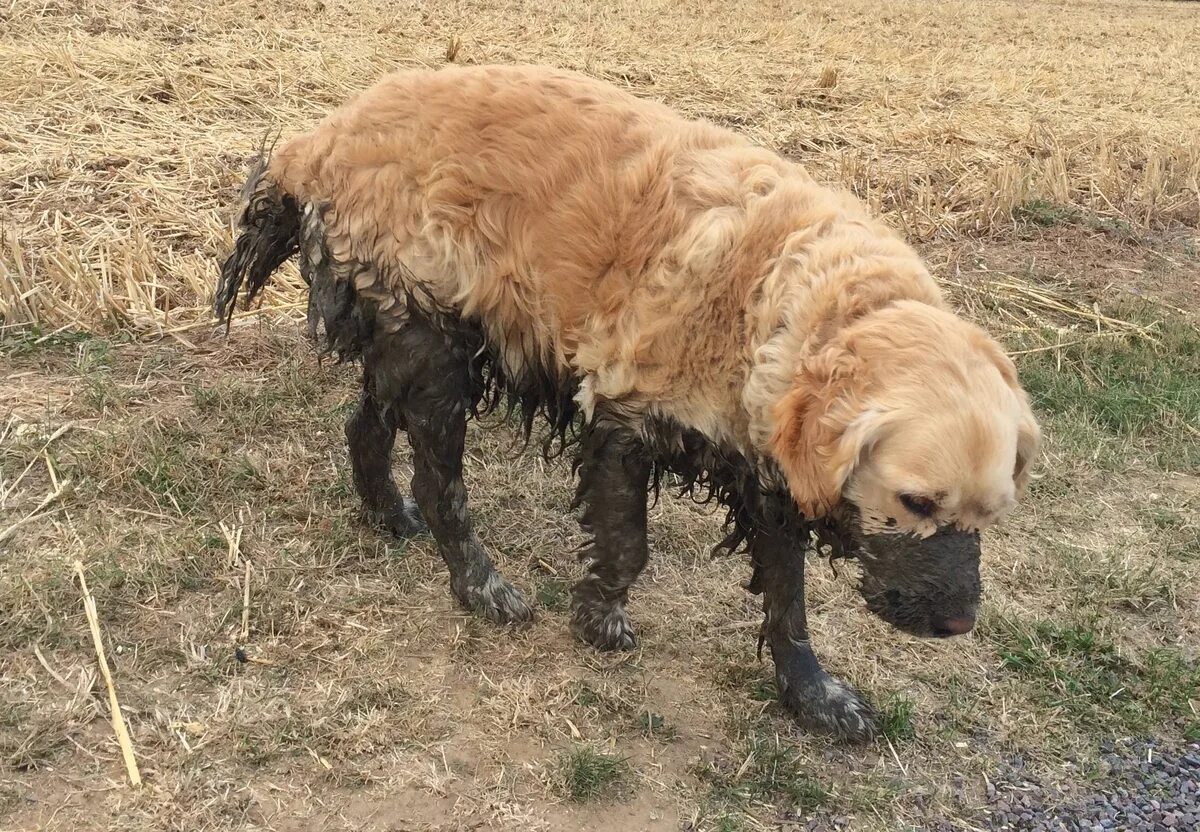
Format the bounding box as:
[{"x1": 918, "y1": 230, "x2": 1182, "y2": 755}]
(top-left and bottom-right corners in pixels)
[
  {"x1": 853, "y1": 522, "x2": 982, "y2": 637},
  {"x1": 768, "y1": 302, "x2": 1041, "y2": 638}
]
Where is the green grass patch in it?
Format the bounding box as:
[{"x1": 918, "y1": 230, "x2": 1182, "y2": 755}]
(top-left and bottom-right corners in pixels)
[
  {"x1": 129, "y1": 430, "x2": 214, "y2": 514},
  {"x1": 876, "y1": 693, "x2": 917, "y2": 743},
  {"x1": 555, "y1": 745, "x2": 631, "y2": 802},
  {"x1": 1051, "y1": 543, "x2": 1179, "y2": 613},
  {"x1": 993, "y1": 618, "x2": 1199, "y2": 736},
  {"x1": 711, "y1": 814, "x2": 749, "y2": 832},
  {"x1": 68, "y1": 417, "x2": 285, "y2": 519},
  {"x1": 1014, "y1": 199, "x2": 1076, "y2": 228},
  {"x1": 535, "y1": 577, "x2": 571, "y2": 612},
  {"x1": 0, "y1": 327, "x2": 108, "y2": 358},
  {"x1": 1016, "y1": 314, "x2": 1200, "y2": 471},
  {"x1": 696, "y1": 733, "x2": 828, "y2": 814},
  {"x1": 1012, "y1": 200, "x2": 1137, "y2": 238}
]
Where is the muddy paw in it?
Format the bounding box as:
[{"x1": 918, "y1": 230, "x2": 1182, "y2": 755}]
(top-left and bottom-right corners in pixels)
[
  {"x1": 779, "y1": 673, "x2": 877, "y2": 743},
  {"x1": 458, "y1": 571, "x2": 534, "y2": 626},
  {"x1": 571, "y1": 598, "x2": 637, "y2": 651},
  {"x1": 364, "y1": 496, "x2": 427, "y2": 539}
]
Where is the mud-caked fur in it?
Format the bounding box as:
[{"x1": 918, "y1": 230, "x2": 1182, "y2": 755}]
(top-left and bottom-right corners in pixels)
[
  {"x1": 745, "y1": 494, "x2": 875, "y2": 740},
  {"x1": 568, "y1": 418, "x2": 652, "y2": 650},
  {"x1": 214, "y1": 64, "x2": 1042, "y2": 743}
]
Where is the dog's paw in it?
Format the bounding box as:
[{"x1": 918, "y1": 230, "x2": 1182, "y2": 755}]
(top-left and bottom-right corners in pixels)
[
  {"x1": 779, "y1": 673, "x2": 877, "y2": 743},
  {"x1": 364, "y1": 495, "x2": 427, "y2": 539},
  {"x1": 459, "y1": 571, "x2": 534, "y2": 626},
  {"x1": 571, "y1": 598, "x2": 637, "y2": 651}
]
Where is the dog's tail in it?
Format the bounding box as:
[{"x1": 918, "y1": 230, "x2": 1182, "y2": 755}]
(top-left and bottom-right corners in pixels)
[{"x1": 213, "y1": 154, "x2": 301, "y2": 329}]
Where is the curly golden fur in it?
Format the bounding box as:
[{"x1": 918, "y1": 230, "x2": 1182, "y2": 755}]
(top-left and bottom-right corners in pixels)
[
  {"x1": 217, "y1": 64, "x2": 1041, "y2": 740},
  {"x1": 264, "y1": 63, "x2": 1037, "y2": 539}
]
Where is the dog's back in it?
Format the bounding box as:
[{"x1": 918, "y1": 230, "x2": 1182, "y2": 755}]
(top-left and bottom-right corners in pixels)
[
  {"x1": 267, "y1": 66, "x2": 741, "y2": 375},
  {"x1": 221, "y1": 64, "x2": 938, "y2": 452}
]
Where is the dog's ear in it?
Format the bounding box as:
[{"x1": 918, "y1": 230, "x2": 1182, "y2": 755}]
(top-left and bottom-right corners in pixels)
[
  {"x1": 980, "y1": 340, "x2": 1041, "y2": 494},
  {"x1": 1012, "y1": 403, "x2": 1041, "y2": 495},
  {"x1": 769, "y1": 345, "x2": 877, "y2": 516}
]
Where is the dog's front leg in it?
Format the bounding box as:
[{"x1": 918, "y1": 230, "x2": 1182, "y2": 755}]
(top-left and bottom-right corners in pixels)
[
  {"x1": 748, "y1": 499, "x2": 876, "y2": 742},
  {"x1": 569, "y1": 415, "x2": 652, "y2": 651}
]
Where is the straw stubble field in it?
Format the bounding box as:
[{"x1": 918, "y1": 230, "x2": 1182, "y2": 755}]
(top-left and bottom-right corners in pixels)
[{"x1": 1, "y1": 0, "x2": 1198, "y2": 830}]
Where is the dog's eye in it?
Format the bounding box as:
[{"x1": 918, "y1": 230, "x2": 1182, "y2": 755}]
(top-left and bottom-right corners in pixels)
[{"x1": 898, "y1": 493, "x2": 938, "y2": 517}]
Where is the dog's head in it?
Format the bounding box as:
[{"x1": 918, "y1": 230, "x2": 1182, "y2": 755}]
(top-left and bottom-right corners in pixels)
[{"x1": 770, "y1": 301, "x2": 1039, "y2": 638}]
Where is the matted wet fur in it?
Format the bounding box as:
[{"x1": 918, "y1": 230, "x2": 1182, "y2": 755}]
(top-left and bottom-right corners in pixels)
[{"x1": 214, "y1": 64, "x2": 1040, "y2": 742}]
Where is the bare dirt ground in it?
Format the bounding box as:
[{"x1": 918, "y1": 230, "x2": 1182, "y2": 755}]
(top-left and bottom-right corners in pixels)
[{"x1": 1, "y1": 1, "x2": 1198, "y2": 830}]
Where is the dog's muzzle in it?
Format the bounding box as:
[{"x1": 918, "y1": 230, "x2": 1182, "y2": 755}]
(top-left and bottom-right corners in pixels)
[{"x1": 854, "y1": 525, "x2": 983, "y2": 638}]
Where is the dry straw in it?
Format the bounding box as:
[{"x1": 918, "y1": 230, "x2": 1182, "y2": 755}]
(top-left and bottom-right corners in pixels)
[
  {"x1": 0, "y1": 0, "x2": 1196, "y2": 337},
  {"x1": 74, "y1": 560, "x2": 143, "y2": 788}
]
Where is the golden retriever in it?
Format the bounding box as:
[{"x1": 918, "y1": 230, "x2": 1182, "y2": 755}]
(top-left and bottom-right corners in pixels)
[{"x1": 214, "y1": 64, "x2": 1040, "y2": 741}]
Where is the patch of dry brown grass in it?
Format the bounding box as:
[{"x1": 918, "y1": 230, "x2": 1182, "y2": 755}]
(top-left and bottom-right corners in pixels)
[
  {"x1": 2, "y1": 321, "x2": 1197, "y2": 830},
  {"x1": 2, "y1": 1, "x2": 1199, "y2": 830},
  {"x1": 2, "y1": 0, "x2": 1199, "y2": 332}
]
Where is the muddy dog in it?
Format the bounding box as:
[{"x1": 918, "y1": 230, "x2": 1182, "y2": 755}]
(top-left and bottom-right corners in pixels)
[{"x1": 214, "y1": 65, "x2": 1040, "y2": 741}]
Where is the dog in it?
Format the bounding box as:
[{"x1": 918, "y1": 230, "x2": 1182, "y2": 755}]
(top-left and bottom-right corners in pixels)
[{"x1": 214, "y1": 64, "x2": 1040, "y2": 741}]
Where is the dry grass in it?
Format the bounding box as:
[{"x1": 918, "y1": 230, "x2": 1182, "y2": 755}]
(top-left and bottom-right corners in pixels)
[
  {"x1": 2, "y1": 0, "x2": 1199, "y2": 332},
  {"x1": 1, "y1": 0, "x2": 1199, "y2": 830}
]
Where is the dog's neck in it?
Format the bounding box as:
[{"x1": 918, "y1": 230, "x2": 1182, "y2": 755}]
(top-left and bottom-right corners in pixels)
[{"x1": 739, "y1": 224, "x2": 943, "y2": 464}]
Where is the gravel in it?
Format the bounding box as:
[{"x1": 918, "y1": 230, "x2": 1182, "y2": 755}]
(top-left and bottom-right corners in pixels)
[
  {"x1": 983, "y1": 739, "x2": 1200, "y2": 831},
  {"x1": 713, "y1": 738, "x2": 1200, "y2": 831}
]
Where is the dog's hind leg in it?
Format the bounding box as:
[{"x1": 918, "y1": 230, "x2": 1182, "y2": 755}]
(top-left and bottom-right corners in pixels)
[
  {"x1": 345, "y1": 386, "x2": 426, "y2": 539},
  {"x1": 392, "y1": 322, "x2": 533, "y2": 626},
  {"x1": 570, "y1": 415, "x2": 652, "y2": 651},
  {"x1": 300, "y1": 206, "x2": 424, "y2": 539},
  {"x1": 749, "y1": 497, "x2": 876, "y2": 742}
]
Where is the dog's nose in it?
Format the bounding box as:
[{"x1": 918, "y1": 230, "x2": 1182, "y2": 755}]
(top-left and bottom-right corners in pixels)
[{"x1": 933, "y1": 615, "x2": 976, "y2": 637}]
